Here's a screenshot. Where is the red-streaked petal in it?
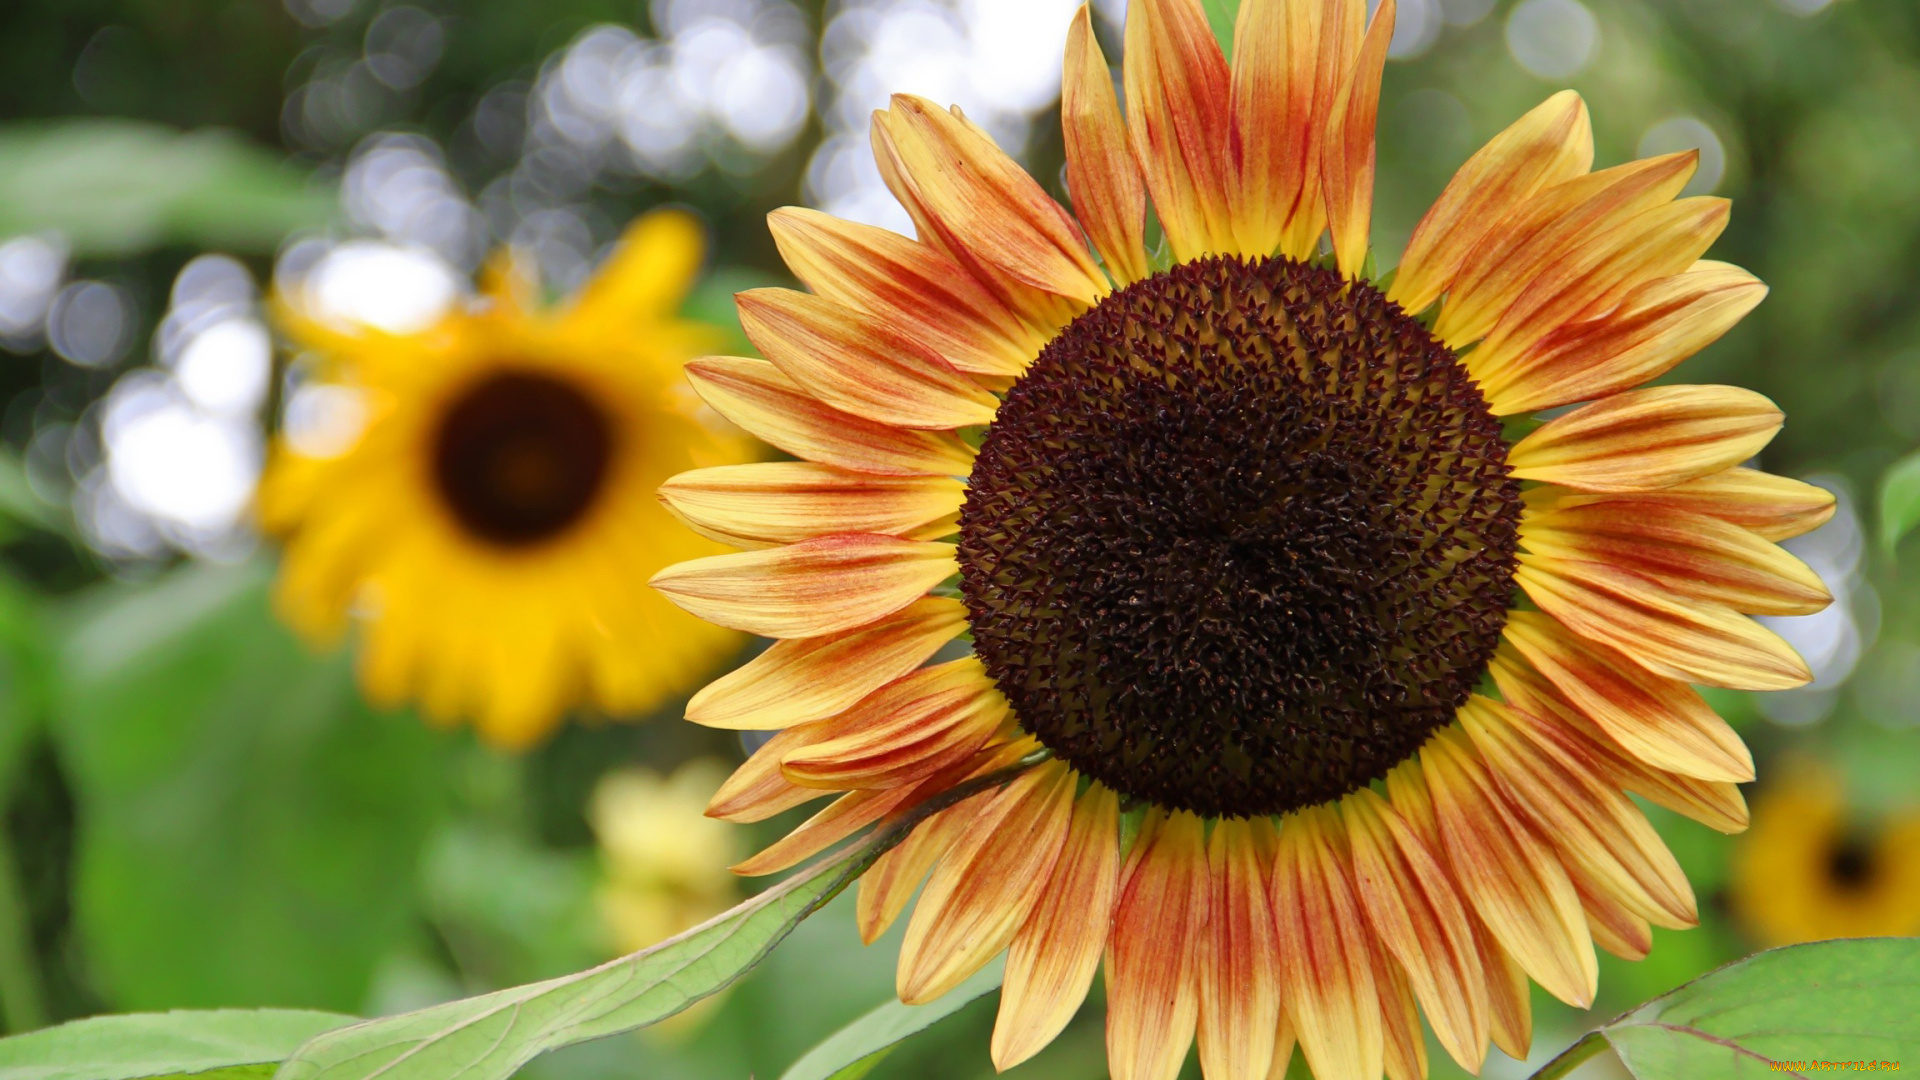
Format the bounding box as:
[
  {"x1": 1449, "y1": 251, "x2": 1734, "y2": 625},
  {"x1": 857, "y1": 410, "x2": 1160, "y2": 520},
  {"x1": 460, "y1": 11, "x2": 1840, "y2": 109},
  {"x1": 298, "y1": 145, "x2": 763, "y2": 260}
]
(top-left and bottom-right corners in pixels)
[
  {"x1": 1126, "y1": 0, "x2": 1235, "y2": 260},
  {"x1": 781, "y1": 658, "x2": 1008, "y2": 790},
  {"x1": 1517, "y1": 552, "x2": 1811, "y2": 691},
  {"x1": 1376, "y1": 953, "x2": 1427, "y2": 1080},
  {"x1": 1107, "y1": 809, "x2": 1206, "y2": 1080},
  {"x1": 1539, "y1": 467, "x2": 1836, "y2": 544},
  {"x1": 994, "y1": 782, "x2": 1122, "y2": 1071},
  {"x1": 1422, "y1": 728, "x2": 1597, "y2": 1009},
  {"x1": 1322, "y1": 0, "x2": 1393, "y2": 277},
  {"x1": 661, "y1": 462, "x2": 963, "y2": 549},
  {"x1": 897, "y1": 760, "x2": 1075, "y2": 1003},
  {"x1": 768, "y1": 206, "x2": 1044, "y2": 379},
  {"x1": 1063, "y1": 5, "x2": 1150, "y2": 287},
  {"x1": 685, "y1": 357, "x2": 976, "y2": 477},
  {"x1": 736, "y1": 288, "x2": 999, "y2": 430},
  {"x1": 1507, "y1": 384, "x2": 1783, "y2": 493},
  {"x1": 1197, "y1": 817, "x2": 1281, "y2": 1080},
  {"x1": 1388, "y1": 91, "x2": 1592, "y2": 315},
  {"x1": 1482, "y1": 262, "x2": 1769, "y2": 415},
  {"x1": 685, "y1": 596, "x2": 967, "y2": 730},
  {"x1": 706, "y1": 721, "x2": 834, "y2": 822},
  {"x1": 857, "y1": 796, "x2": 975, "y2": 943},
  {"x1": 1475, "y1": 919, "x2": 1535, "y2": 1060},
  {"x1": 732, "y1": 784, "x2": 918, "y2": 875},
  {"x1": 1272, "y1": 806, "x2": 1383, "y2": 1080},
  {"x1": 650, "y1": 534, "x2": 957, "y2": 639}
]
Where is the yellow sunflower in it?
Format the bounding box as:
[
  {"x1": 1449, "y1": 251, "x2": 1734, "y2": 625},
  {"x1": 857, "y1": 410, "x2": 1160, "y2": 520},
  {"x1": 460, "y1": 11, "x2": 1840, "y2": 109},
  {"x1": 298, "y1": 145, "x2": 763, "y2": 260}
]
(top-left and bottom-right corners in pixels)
[
  {"x1": 650, "y1": 0, "x2": 1839, "y2": 1076},
  {"x1": 1731, "y1": 763, "x2": 1920, "y2": 947},
  {"x1": 260, "y1": 210, "x2": 751, "y2": 748}
]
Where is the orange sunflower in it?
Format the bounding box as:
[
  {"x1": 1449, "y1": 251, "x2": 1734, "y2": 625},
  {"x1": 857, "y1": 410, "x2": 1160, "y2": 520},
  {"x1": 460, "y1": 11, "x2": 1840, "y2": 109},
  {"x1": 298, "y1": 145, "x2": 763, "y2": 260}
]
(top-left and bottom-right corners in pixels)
[{"x1": 650, "y1": 1, "x2": 1836, "y2": 1077}]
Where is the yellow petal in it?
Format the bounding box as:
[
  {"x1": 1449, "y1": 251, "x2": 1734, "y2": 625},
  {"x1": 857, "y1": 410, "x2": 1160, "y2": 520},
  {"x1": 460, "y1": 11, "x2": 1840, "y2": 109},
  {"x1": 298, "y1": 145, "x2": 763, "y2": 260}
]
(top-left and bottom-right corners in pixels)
[
  {"x1": 706, "y1": 722, "x2": 834, "y2": 822},
  {"x1": 1322, "y1": 0, "x2": 1394, "y2": 278},
  {"x1": 732, "y1": 785, "x2": 917, "y2": 876},
  {"x1": 1272, "y1": 807, "x2": 1383, "y2": 1080},
  {"x1": 1063, "y1": 5, "x2": 1150, "y2": 287},
  {"x1": 1376, "y1": 953, "x2": 1428, "y2": 1080},
  {"x1": 1537, "y1": 466, "x2": 1835, "y2": 544},
  {"x1": 1474, "y1": 920, "x2": 1534, "y2": 1060},
  {"x1": 781, "y1": 658, "x2": 1008, "y2": 790},
  {"x1": 858, "y1": 799, "x2": 973, "y2": 943},
  {"x1": 993, "y1": 782, "x2": 1121, "y2": 1070},
  {"x1": 1126, "y1": 0, "x2": 1235, "y2": 260},
  {"x1": 649, "y1": 534, "x2": 956, "y2": 639},
  {"x1": 685, "y1": 596, "x2": 967, "y2": 730},
  {"x1": 660, "y1": 462, "x2": 964, "y2": 550},
  {"x1": 1506, "y1": 384, "x2": 1782, "y2": 493},
  {"x1": 1388, "y1": 91, "x2": 1592, "y2": 316},
  {"x1": 1197, "y1": 818, "x2": 1281, "y2": 1080},
  {"x1": 1107, "y1": 809, "x2": 1206, "y2": 1080},
  {"x1": 685, "y1": 357, "x2": 976, "y2": 477},
  {"x1": 736, "y1": 288, "x2": 999, "y2": 430},
  {"x1": 570, "y1": 208, "x2": 706, "y2": 325}
]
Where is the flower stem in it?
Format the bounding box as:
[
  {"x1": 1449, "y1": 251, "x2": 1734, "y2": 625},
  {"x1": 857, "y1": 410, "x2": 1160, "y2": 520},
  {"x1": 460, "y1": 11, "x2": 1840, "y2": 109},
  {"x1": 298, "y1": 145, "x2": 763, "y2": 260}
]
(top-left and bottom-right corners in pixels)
[{"x1": 1529, "y1": 1032, "x2": 1611, "y2": 1080}]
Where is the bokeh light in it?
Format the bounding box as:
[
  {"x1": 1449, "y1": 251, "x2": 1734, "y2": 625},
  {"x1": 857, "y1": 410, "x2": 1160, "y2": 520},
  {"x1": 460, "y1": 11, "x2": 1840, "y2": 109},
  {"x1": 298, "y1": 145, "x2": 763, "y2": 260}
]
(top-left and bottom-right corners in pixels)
[{"x1": 1505, "y1": 0, "x2": 1600, "y2": 80}]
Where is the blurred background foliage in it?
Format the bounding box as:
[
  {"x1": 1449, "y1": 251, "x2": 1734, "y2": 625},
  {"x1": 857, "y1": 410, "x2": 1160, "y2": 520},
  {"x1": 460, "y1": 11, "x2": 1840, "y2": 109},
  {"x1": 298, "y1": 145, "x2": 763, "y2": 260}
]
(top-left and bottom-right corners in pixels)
[{"x1": 1, "y1": 0, "x2": 1919, "y2": 1078}]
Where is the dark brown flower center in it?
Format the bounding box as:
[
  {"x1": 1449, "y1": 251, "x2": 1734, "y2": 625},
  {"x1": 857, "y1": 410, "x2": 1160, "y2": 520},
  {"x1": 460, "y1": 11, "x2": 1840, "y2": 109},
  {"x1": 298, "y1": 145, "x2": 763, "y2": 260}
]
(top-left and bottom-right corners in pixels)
[
  {"x1": 1826, "y1": 832, "x2": 1877, "y2": 890},
  {"x1": 957, "y1": 255, "x2": 1522, "y2": 818},
  {"x1": 432, "y1": 370, "x2": 613, "y2": 546}
]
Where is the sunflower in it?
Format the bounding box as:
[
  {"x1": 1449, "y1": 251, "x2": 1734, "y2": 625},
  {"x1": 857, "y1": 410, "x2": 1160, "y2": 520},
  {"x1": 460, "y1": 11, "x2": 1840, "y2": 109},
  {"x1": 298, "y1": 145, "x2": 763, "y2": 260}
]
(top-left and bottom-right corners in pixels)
[
  {"x1": 260, "y1": 211, "x2": 751, "y2": 748},
  {"x1": 1730, "y1": 763, "x2": 1920, "y2": 947},
  {"x1": 650, "y1": 0, "x2": 1837, "y2": 1074}
]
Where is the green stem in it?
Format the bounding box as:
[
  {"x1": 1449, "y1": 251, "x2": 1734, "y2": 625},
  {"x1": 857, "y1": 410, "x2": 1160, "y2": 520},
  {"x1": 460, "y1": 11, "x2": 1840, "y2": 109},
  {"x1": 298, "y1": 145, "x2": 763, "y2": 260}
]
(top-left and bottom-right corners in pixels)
[
  {"x1": 0, "y1": 823, "x2": 46, "y2": 1032},
  {"x1": 1529, "y1": 1031, "x2": 1611, "y2": 1080}
]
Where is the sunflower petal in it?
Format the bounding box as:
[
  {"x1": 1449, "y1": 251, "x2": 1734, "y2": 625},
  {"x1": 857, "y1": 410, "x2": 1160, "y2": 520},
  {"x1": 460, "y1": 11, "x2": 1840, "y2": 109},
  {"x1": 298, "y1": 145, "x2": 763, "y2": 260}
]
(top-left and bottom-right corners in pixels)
[
  {"x1": 1542, "y1": 466, "x2": 1836, "y2": 543},
  {"x1": 1272, "y1": 806, "x2": 1383, "y2": 1080},
  {"x1": 1506, "y1": 384, "x2": 1782, "y2": 493},
  {"x1": 706, "y1": 722, "x2": 834, "y2": 821},
  {"x1": 1579, "y1": 878, "x2": 1654, "y2": 961},
  {"x1": 570, "y1": 208, "x2": 706, "y2": 324},
  {"x1": 1523, "y1": 498, "x2": 1829, "y2": 616},
  {"x1": 1342, "y1": 788, "x2": 1488, "y2": 1074},
  {"x1": 1197, "y1": 818, "x2": 1281, "y2": 1080},
  {"x1": 1482, "y1": 262, "x2": 1769, "y2": 415},
  {"x1": 685, "y1": 596, "x2": 967, "y2": 730},
  {"x1": 650, "y1": 534, "x2": 957, "y2": 639},
  {"x1": 1107, "y1": 809, "x2": 1206, "y2": 1080},
  {"x1": 1063, "y1": 5, "x2": 1150, "y2": 286},
  {"x1": 685, "y1": 357, "x2": 975, "y2": 477},
  {"x1": 781, "y1": 658, "x2": 1009, "y2": 790},
  {"x1": 1517, "y1": 553, "x2": 1811, "y2": 691},
  {"x1": 732, "y1": 784, "x2": 918, "y2": 876},
  {"x1": 1388, "y1": 91, "x2": 1592, "y2": 316},
  {"x1": 1422, "y1": 728, "x2": 1597, "y2": 1009},
  {"x1": 1376, "y1": 953, "x2": 1428, "y2": 1080},
  {"x1": 1126, "y1": 0, "x2": 1235, "y2": 260},
  {"x1": 994, "y1": 783, "x2": 1122, "y2": 1071},
  {"x1": 858, "y1": 798, "x2": 974, "y2": 943},
  {"x1": 1323, "y1": 0, "x2": 1394, "y2": 278},
  {"x1": 736, "y1": 289, "x2": 999, "y2": 430},
  {"x1": 661, "y1": 462, "x2": 963, "y2": 550},
  {"x1": 768, "y1": 207, "x2": 1044, "y2": 378},
  {"x1": 898, "y1": 761, "x2": 1075, "y2": 1003},
  {"x1": 1474, "y1": 920, "x2": 1534, "y2": 1060}
]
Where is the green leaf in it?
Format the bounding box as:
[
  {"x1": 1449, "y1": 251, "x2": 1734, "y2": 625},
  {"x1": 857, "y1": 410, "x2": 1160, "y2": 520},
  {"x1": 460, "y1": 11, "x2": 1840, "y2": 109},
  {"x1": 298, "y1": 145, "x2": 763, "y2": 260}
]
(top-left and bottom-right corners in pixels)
[
  {"x1": 0, "y1": 120, "x2": 333, "y2": 257},
  {"x1": 1879, "y1": 450, "x2": 1920, "y2": 552},
  {"x1": 50, "y1": 561, "x2": 448, "y2": 1013},
  {"x1": 779, "y1": 959, "x2": 1004, "y2": 1080},
  {"x1": 0, "y1": 1009, "x2": 356, "y2": 1080},
  {"x1": 1531, "y1": 938, "x2": 1920, "y2": 1080},
  {"x1": 1201, "y1": 0, "x2": 1240, "y2": 58}
]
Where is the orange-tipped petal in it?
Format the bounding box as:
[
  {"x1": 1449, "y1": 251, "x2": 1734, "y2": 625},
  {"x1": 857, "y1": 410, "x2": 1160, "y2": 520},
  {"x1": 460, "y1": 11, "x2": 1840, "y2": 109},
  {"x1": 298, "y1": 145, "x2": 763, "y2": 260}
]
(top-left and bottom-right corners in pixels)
[
  {"x1": 994, "y1": 782, "x2": 1122, "y2": 1071},
  {"x1": 1342, "y1": 788, "x2": 1489, "y2": 1074},
  {"x1": 1322, "y1": 0, "x2": 1393, "y2": 277},
  {"x1": 1580, "y1": 878, "x2": 1654, "y2": 961},
  {"x1": 1107, "y1": 809, "x2": 1207, "y2": 1080},
  {"x1": 1197, "y1": 818, "x2": 1281, "y2": 1080},
  {"x1": 685, "y1": 357, "x2": 975, "y2": 477},
  {"x1": 768, "y1": 207, "x2": 1045, "y2": 379},
  {"x1": 1433, "y1": 153, "x2": 1698, "y2": 349},
  {"x1": 650, "y1": 534, "x2": 956, "y2": 639},
  {"x1": 732, "y1": 784, "x2": 917, "y2": 876},
  {"x1": 879, "y1": 96, "x2": 1107, "y2": 306},
  {"x1": 1507, "y1": 384, "x2": 1783, "y2": 493},
  {"x1": 1482, "y1": 262, "x2": 1768, "y2": 415},
  {"x1": 661, "y1": 462, "x2": 964, "y2": 549},
  {"x1": 1422, "y1": 729, "x2": 1597, "y2": 1009},
  {"x1": 1516, "y1": 553, "x2": 1811, "y2": 692},
  {"x1": 686, "y1": 596, "x2": 967, "y2": 730},
  {"x1": 1460, "y1": 696, "x2": 1697, "y2": 930},
  {"x1": 897, "y1": 761, "x2": 1075, "y2": 1003},
  {"x1": 1489, "y1": 646, "x2": 1750, "y2": 833},
  {"x1": 857, "y1": 798, "x2": 974, "y2": 943},
  {"x1": 1063, "y1": 6, "x2": 1150, "y2": 286},
  {"x1": 1495, "y1": 613, "x2": 1754, "y2": 782},
  {"x1": 1522, "y1": 498, "x2": 1829, "y2": 616},
  {"x1": 1126, "y1": 0, "x2": 1234, "y2": 260},
  {"x1": 736, "y1": 288, "x2": 999, "y2": 430},
  {"x1": 1388, "y1": 91, "x2": 1592, "y2": 315},
  {"x1": 1272, "y1": 807, "x2": 1383, "y2": 1080},
  {"x1": 781, "y1": 659, "x2": 1008, "y2": 790},
  {"x1": 1541, "y1": 467, "x2": 1836, "y2": 544}
]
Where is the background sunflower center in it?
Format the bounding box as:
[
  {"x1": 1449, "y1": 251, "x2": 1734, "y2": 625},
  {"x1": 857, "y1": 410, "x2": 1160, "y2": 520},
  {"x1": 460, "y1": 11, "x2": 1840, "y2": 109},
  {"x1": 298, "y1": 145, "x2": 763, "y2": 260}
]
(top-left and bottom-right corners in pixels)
[
  {"x1": 958, "y1": 255, "x2": 1523, "y2": 818},
  {"x1": 432, "y1": 370, "x2": 615, "y2": 547}
]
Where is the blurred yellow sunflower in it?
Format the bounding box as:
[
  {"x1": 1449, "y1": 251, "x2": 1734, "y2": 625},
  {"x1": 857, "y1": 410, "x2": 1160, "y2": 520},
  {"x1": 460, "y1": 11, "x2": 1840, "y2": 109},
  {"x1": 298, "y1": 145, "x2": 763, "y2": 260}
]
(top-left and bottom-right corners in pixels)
[
  {"x1": 650, "y1": 0, "x2": 1837, "y2": 1077},
  {"x1": 260, "y1": 211, "x2": 751, "y2": 748},
  {"x1": 1731, "y1": 764, "x2": 1920, "y2": 947}
]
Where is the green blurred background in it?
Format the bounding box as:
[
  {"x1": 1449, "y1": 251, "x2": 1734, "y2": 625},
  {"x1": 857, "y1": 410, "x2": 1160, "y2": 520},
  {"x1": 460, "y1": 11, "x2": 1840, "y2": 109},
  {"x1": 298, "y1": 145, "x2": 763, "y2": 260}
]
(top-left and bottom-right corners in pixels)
[{"x1": 1, "y1": 0, "x2": 1918, "y2": 1077}]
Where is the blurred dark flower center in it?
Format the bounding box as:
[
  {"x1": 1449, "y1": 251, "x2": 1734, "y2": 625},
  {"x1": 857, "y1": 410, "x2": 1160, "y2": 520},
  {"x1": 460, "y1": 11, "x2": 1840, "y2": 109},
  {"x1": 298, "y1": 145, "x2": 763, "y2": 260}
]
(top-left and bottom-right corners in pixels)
[{"x1": 432, "y1": 370, "x2": 613, "y2": 546}]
